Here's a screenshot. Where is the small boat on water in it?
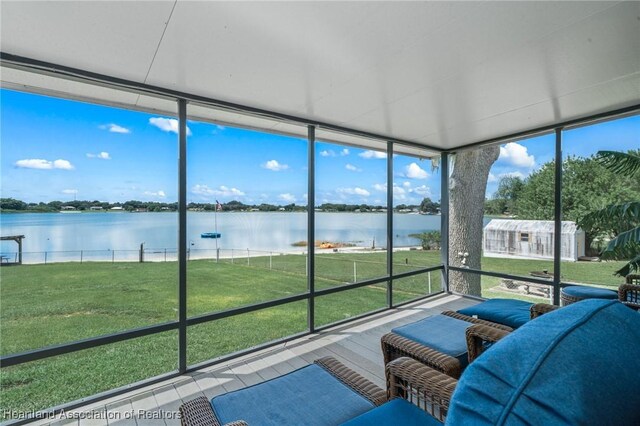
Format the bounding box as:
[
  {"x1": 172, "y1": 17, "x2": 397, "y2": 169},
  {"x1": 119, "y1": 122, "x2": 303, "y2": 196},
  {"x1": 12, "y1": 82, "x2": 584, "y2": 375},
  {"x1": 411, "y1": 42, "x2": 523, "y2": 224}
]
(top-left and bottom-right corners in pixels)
[{"x1": 201, "y1": 232, "x2": 221, "y2": 239}]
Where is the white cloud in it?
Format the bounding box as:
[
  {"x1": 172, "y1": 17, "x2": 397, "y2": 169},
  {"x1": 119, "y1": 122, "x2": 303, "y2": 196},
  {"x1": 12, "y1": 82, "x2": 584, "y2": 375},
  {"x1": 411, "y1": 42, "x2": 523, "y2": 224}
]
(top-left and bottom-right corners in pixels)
[
  {"x1": 62, "y1": 189, "x2": 78, "y2": 195},
  {"x1": 405, "y1": 162, "x2": 428, "y2": 179},
  {"x1": 345, "y1": 163, "x2": 362, "y2": 172},
  {"x1": 278, "y1": 193, "x2": 296, "y2": 203},
  {"x1": 373, "y1": 183, "x2": 387, "y2": 192},
  {"x1": 373, "y1": 182, "x2": 430, "y2": 199},
  {"x1": 15, "y1": 158, "x2": 74, "y2": 170},
  {"x1": 321, "y1": 149, "x2": 349, "y2": 157},
  {"x1": 100, "y1": 123, "x2": 130, "y2": 134},
  {"x1": 393, "y1": 185, "x2": 407, "y2": 201},
  {"x1": 499, "y1": 142, "x2": 535, "y2": 168},
  {"x1": 15, "y1": 159, "x2": 53, "y2": 169},
  {"x1": 211, "y1": 124, "x2": 226, "y2": 134},
  {"x1": 87, "y1": 151, "x2": 111, "y2": 160},
  {"x1": 191, "y1": 184, "x2": 245, "y2": 197},
  {"x1": 488, "y1": 173, "x2": 498, "y2": 183},
  {"x1": 144, "y1": 190, "x2": 166, "y2": 198},
  {"x1": 262, "y1": 160, "x2": 289, "y2": 171},
  {"x1": 411, "y1": 185, "x2": 431, "y2": 196},
  {"x1": 53, "y1": 159, "x2": 74, "y2": 170},
  {"x1": 393, "y1": 186, "x2": 406, "y2": 196},
  {"x1": 337, "y1": 187, "x2": 370, "y2": 197},
  {"x1": 359, "y1": 150, "x2": 387, "y2": 159},
  {"x1": 149, "y1": 117, "x2": 192, "y2": 136}
]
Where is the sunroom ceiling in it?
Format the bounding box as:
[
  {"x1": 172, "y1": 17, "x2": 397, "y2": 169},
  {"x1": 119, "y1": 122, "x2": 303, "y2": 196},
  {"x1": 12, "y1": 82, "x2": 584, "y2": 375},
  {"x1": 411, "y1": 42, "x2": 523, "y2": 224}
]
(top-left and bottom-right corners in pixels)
[{"x1": 1, "y1": 1, "x2": 639, "y2": 152}]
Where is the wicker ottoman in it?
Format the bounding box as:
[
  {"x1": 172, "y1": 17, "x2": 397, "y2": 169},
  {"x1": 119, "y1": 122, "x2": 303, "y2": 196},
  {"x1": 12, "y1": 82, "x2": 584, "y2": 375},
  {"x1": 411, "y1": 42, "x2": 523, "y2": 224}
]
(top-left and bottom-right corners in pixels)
[
  {"x1": 381, "y1": 311, "x2": 512, "y2": 378},
  {"x1": 560, "y1": 285, "x2": 617, "y2": 306}
]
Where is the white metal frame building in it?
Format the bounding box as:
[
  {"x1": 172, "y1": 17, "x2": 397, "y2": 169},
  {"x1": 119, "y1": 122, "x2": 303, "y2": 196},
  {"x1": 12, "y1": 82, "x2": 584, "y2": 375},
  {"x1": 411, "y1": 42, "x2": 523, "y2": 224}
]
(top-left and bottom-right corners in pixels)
[{"x1": 483, "y1": 219, "x2": 586, "y2": 261}]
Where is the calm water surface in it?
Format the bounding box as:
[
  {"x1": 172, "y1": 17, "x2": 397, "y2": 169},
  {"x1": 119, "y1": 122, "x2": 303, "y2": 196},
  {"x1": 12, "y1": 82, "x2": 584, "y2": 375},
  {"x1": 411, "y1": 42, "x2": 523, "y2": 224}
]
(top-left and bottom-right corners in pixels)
[{"x1": 0, "y1": 212, "x2": 447, "y2": 258}]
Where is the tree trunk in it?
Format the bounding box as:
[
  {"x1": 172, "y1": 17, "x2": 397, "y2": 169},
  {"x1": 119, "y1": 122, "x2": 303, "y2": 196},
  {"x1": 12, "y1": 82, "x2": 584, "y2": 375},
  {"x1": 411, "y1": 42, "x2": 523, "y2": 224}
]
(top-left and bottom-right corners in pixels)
[{"x1": 449, "y1": 146, "x2": 500, "y2": 296}]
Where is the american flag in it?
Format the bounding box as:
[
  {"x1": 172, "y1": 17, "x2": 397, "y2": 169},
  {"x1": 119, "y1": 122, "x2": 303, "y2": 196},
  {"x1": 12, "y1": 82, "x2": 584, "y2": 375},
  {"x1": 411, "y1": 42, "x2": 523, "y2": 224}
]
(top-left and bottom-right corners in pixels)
[{"x1": 215, "y1": 200, "x2": 223, "y2": 211}]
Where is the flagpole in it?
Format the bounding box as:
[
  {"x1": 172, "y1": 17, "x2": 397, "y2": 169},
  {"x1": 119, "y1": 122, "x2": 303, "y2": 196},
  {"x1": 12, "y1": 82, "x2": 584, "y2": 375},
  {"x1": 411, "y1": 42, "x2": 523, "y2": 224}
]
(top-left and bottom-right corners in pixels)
[{"x1": 214, "y1": 203, "x2": 218, "y2": 252}]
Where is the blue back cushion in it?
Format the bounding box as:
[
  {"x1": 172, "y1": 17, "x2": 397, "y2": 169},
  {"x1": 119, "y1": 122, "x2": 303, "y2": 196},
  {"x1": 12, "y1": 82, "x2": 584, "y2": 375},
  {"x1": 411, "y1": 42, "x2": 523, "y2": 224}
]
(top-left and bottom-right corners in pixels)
[
  {"x1": 392, "y1": 314, "x2": 471, "y2": 368},
  {"x1": 457, "y1": 298, "x2": 532, "y2": 328},
  {"x1": 446, "y1": 300, "x2": 640, "y2": 425},
  {"x1": 211, "y1": 363, "x2": 375, "y2": 426},
  {"x1": 341, "y1": 398, "x2": 443, "y2": 426},
  {"x1": 562, "y1": 285, "x2": 617, "y2": 299}
]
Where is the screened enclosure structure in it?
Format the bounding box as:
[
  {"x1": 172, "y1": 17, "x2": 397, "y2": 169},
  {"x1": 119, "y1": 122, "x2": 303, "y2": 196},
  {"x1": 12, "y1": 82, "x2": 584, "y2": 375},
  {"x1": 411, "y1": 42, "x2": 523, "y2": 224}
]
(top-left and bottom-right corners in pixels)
[
  {"x1": 1, "y1": 1, "x2": 639, "y2": 423},
  {"x1": 483, "y1": 220, "x2": 585, "y2": 262}
]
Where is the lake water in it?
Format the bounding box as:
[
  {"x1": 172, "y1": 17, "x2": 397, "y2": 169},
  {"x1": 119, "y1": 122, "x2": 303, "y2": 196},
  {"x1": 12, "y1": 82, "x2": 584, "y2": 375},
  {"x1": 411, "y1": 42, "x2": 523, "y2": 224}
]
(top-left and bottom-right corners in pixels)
[{"x1": 0, "y1": 212, "x2": 452, "y2": 262}]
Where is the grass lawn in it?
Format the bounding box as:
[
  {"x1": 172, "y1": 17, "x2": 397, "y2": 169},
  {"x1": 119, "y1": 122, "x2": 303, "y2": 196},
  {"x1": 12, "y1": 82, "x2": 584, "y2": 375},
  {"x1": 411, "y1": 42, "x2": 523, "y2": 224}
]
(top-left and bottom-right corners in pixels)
[{"x1": 0, "y1": 251, "x2": 627, "y2": 418}]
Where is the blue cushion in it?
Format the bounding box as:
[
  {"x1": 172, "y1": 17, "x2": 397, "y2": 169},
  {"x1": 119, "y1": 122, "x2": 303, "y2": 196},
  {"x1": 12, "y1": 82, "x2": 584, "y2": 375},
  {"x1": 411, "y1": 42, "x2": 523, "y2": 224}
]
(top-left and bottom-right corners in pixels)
[
  {"x1": 562, "y1": 285, "x2": 617, "y2": 299},
  {"x1": 341, "y1": 398, "x2": 442, "y2": 426},
  {"x1": 457, "y1": 298, "x2": 532, "y2": 329},
  {"x1": 212, "y1": 363, "x2": 375, "y2": 425},
  {"x1": 392, "y1": 314, "x2": 471, "y2": 369},
  {"x1": 446, "y1": 299, "x2": 640, "y2": 425}
]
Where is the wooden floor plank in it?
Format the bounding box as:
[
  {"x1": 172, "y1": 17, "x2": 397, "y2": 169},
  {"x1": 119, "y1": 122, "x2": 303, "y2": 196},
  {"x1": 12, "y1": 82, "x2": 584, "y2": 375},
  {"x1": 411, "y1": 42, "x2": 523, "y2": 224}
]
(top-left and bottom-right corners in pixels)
[
  {"x1": 152, "y1": 385, "x2": 183, "y2": 426},
  {"x1": 243, "y1": 358, "x2": 281, "y2": 382},
  {"x1": 130, "y1": 391, "x2": 164, "y2": 426},
  {"x1": 105, "y1": 399, "x2": 136, "y2": 426},
  {"x1": 173, "y1": 377, "x2": 205, "y2": 402}
]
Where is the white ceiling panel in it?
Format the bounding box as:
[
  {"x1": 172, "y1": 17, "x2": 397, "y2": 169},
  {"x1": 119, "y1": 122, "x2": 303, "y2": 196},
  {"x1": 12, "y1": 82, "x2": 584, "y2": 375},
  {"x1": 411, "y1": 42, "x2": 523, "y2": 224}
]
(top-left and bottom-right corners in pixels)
[
  {"x1": 1, "y1": 1, "x2": 638, "y2": 150},
  {"x1": 0, "y1": 1, "x2": 175, "y2": 81}
]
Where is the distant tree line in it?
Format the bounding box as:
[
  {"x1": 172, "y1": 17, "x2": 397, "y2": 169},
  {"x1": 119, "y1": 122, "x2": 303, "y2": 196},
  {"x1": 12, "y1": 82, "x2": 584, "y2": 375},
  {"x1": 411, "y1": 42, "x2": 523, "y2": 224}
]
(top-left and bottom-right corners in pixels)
[{"x1": 0, "y1": 197, "x2": 441, "y2": 214}]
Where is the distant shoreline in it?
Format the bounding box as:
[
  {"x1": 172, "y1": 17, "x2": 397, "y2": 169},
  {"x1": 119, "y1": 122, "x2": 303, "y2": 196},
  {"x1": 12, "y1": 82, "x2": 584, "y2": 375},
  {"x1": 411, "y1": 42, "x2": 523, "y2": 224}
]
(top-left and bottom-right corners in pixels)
[{"x1": 0, "y1": 210, "x2": 441, "y2": 215}]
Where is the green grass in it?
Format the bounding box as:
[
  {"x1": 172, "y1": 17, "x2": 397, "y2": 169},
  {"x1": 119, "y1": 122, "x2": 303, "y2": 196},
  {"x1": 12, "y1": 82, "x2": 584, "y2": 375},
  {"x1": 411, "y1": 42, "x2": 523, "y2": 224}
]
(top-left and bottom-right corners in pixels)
[{"x1": 0, "y1": 251, "x2": 626, "y2": 418}]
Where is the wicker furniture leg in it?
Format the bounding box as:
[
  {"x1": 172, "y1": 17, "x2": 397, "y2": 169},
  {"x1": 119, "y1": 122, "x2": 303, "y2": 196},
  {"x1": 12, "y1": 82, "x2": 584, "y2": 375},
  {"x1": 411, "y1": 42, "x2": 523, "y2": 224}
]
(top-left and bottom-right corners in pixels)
[
  {"x1": 530, "y1": 303, "x2": 560, "y2": 319},
  {"x1": 465, "y1": 324, "x2": 511, "y2": 363},
  {"x1": 619, "y1": 281, "x2": 640, "y2": 311},
  {"x1": 386, "y1": 357, "x2": 457, "y2": 423}
]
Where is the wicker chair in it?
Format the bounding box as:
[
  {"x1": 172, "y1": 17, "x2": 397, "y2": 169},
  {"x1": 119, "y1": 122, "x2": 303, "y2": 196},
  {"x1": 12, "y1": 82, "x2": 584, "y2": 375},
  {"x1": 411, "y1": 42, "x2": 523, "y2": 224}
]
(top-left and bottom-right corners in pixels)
[
  {"x1": 379, "y1": 300, "x2": 640, "y2": 425},
  {"x1": 381, "y1": 304, "x2": 559, "y2": 379},
  {"x1": 619, "y1": 274, "x2": 640, "y2": 310}
]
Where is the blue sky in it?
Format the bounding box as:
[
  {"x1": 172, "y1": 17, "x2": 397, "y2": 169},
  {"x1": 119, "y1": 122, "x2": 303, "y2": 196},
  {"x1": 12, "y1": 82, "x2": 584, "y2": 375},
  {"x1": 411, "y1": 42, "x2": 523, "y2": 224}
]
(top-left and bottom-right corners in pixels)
[
  {"x1": 485, "y1": 116, "x2": 640, "y2": 197},
  {"x1": 1, "y1": 89, "x2": 638, "y2": 205}
]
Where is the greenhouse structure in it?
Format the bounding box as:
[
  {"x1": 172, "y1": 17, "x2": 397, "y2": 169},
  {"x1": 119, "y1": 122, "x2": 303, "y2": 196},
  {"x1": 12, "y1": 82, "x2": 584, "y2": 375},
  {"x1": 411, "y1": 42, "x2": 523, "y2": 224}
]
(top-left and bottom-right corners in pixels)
[{"x1": 483, "y1": 219, "x2": 586, "y2": 261}]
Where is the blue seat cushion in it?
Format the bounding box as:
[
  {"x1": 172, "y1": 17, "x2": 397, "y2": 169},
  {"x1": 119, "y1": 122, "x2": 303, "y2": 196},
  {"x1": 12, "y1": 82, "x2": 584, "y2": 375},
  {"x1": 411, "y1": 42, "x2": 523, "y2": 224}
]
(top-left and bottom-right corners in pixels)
[
  {"x1": 562, "y1": 285, "x2": 617, "y2": 299},
  {"x1": 392, "y1": 314, "x2": 471, "y2": 369},
  {"x1": 446, "y1": 299, "x2": 640, "y2": 425},
  {"x1": 457, "y1": 298, "x2": 532, "y2": 329},
  {"x1": 211, "y1": 363, "x2": 375, "y2": 426},
  {"x1": 341, "y1": 398, "x2": 442, "y2": 426}
]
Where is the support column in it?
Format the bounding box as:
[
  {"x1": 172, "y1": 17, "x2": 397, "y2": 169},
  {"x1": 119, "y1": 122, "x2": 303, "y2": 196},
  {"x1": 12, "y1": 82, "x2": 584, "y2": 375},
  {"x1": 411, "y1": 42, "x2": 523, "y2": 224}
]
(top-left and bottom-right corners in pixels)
[
  {"x1": 440, "y1": 153, "x2": 450, "y2": 292},
  {"x1": 553, "y1": 128, "x2": 563, "y2": 305},
  {"x1": 178, "y1": 99, "x2": 188, "y2": 372},
  {"x1": 307, "y1": 126, "x2": 316, "y2": 332},
  {"x1": 387, "y1": 142, "x2": 394, "y2": 308}
]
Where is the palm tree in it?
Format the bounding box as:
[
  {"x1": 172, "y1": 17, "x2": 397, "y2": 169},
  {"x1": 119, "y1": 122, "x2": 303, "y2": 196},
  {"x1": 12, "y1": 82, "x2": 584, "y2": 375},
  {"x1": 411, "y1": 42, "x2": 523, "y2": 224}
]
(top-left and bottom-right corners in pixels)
[{"x1": 578, "y1": 151, "x2": 640, "y2": 276}]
